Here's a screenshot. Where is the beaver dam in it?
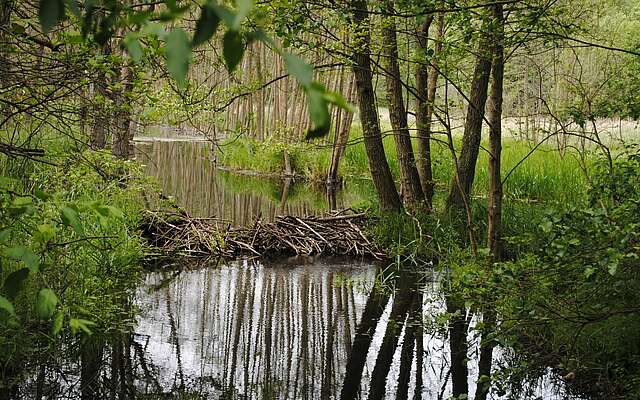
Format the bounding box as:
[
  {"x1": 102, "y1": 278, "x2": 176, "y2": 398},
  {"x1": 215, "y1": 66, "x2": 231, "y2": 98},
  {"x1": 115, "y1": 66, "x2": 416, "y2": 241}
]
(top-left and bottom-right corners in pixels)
[{"x1": 141, "y1": 209, "x2": 385, "y2": 260}]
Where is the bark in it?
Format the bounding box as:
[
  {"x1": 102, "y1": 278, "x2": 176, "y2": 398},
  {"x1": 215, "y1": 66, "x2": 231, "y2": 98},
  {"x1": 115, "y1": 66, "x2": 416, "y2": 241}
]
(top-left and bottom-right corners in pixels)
[
  {"x1": 349, "y1": 0, "x2": 402, "y2": 211},
  {"x1": 327, "y1": 71, "x2": 356, "y2": 186},
  {"x1": 415, "y1": 10, "x2": 444, "y2": 209},
  {"x1": 446, "y1": 19, "x2": 493, "y2": 212},
  {"x1": 0, "y1": 1, "x2": 13, "y2": 65},
  {"x1": 382, "y1": 1, "x2": 424, "y2": 208},
  {"x1": 91, "y1": 41, "x2": 111, "y2": 150},
  {"x1": 486, "y1": 4, "x2": 505, "y2": 264},
  {"x1": 476, "y1": 5, "x2": 505, "y2": 400},
  {"x1": 112, "y1": 63, "x2": 134, "y2": 158}
]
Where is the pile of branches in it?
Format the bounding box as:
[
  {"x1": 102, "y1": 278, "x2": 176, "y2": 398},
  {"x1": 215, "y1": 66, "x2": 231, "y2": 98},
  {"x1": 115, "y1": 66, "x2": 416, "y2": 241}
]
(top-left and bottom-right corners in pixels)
[
  {"x1": 140, "y1": 210, "x2": 385, "y2": 261},
  {"x1": 140, "y1": 211, "x2": 232, "y2": 258}
]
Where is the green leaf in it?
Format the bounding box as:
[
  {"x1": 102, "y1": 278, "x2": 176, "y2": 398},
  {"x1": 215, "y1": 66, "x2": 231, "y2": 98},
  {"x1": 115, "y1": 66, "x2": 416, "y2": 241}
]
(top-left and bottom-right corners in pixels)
[
  {"x1": 141, "y1": 22, "x2": 167, "y2": 39},
  {"x1": 211, "y1": 4, "x2": 236, "y2": 28},
  {"x1": 9, "y1": 196, "x2": 35, "y2": 216},
  {"x1": 539, "y1": 220, "x2": 553, "y2": 233},
  {"x1": 250, "y1": 28, "x2": 273, "y2": 46},
  {"x1": 69, "y1": 318, "x2": 96, "y2": 335},
  {"x1": 584, "y1": 266, "x2": 595, "y2": 279},
  {"x1": 192, "y1": 2, "x2": 220, "y2": 47},
  {"x1": 36, "y1": 288, "x2": 58, "y2": 319},
  {"x1": 0, "y1": 228, "x2": 10, "y2": 242},
  {"x1": 305, "y1": 83, "x2": 331, "y2": 139},
  {"x1": 165, "y1": 28, "x2": 191, "y2": 87},
  {"x1": 124, "y1": 33, "x2": 144, "y2": 63},
  {"x1": 65, "y1": 0, "x2": 80, "y2": 18},
  {"x1": 34, "y1": 189, "x2": 50, "y2": 201},
  {"x1": 39, "y1": 0, "x2": 65, "y2": 33},
  {"x1": 51, "y1": 311, "x2": 64, "y2": 336},
  {"x1": 608, "y1": 261, "x2": 618, "y2": 276},
  {"x1": 223, "y1": 30, "x2": 244, "y2": 72},
  {"x1": 61, "y1": 206, "x2": 84, "y2": 236},
  {"x1": 3, "y1": 268, "x2": 30, "y2": 299},
  {"x1": 34, "y1": 224, "x2": 56, "y2": 244},
  {"x1": 106, "y1": 206, "x2": 124, "y2": 219},
  {"x1": 0, "y1": 295, "x2": 15, "y2": 316},
  {"x1": 5, "y1": 246, "x2": 40, "y2": 273},
  {"x1": 283, "y1": 52, "x2": 313, "y2": 88},
  {"x1": 323, "y1": 90, "x2": 355, "y2": 113},
  {"x1": 233, "y1": 0, "x2": 253, "y2": 30}
]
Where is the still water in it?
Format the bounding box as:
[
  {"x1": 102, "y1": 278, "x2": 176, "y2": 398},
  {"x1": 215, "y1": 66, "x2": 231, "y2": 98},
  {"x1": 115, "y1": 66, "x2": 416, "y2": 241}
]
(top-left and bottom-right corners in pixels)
[
  {"x1": 134, "y1": 140, "x2": 371, "y2": 224},
  {"x1": 16, "y1": 140, "x2": 578, "y2": 399}
]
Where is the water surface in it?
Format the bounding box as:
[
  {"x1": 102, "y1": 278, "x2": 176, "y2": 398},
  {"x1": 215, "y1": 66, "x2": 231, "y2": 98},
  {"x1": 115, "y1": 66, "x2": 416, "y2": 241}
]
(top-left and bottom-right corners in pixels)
[{"x1": 14, "y1": 139, "x2": 580, "y2": 399}]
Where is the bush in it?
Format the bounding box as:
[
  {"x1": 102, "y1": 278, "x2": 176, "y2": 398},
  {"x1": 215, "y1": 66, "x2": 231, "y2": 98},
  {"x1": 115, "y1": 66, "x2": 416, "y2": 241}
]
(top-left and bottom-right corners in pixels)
[
  {"x1": 490, "y1": 147, "x2": 640, "y2": 399},
  {"x1": 0, "y1": 150, "x2": 155, "y2": 388}
]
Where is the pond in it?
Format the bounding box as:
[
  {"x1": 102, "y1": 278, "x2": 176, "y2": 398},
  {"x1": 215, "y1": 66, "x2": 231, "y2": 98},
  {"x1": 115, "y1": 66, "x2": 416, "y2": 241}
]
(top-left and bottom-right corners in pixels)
[
  {"x1": 14, "y1": 140, "x2": 580, "y2": 399},
  {"x1": 133, "y1": 140, "x2": 373, "y2": 224}
]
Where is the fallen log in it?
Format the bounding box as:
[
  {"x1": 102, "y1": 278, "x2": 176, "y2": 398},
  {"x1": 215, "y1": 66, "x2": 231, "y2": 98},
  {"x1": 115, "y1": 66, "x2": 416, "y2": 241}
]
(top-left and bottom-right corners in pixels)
[{"x1": 140, "y1": 210, "x2": 385, "y2": 262}]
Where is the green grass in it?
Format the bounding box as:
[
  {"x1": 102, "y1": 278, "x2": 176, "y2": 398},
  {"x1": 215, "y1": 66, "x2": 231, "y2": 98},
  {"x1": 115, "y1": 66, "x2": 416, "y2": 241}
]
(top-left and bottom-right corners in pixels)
[{"x1": 219, "y1": 124, "x2": 589, "y2": 204}]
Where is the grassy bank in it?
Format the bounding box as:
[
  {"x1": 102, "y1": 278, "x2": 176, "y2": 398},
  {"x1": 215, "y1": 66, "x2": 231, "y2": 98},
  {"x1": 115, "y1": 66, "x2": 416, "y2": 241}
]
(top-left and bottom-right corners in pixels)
[{"x1": 218, "y1": 125, "x2": 587, "y2": 204}]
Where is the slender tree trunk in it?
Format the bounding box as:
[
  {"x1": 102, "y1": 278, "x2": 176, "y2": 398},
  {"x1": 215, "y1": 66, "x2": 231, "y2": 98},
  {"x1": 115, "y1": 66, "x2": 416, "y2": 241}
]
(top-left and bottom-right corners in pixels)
[
  {"x1": 486, "y1": 5, "x2": 505, "y2": 264},
  {"x1": 328, "y1": 71, "x2": 356, "y2": 186},
  {"x1": 349, "y1": 0, "x2": 402, "y2": 211},
  {"x1": 476, "y1": 5, "x2": 504, "y2": 400},
  {"x1": 415, "y1": 15, "x2": 434, "y2": 206},
  {"x1": 416, "y1": 10, "x2": 444, "y2": 209},
  {"x1": 112, "y1": 63, "x2": 134, "y2": 158},
  {"x1": 382, "y1": 0, "x2": 424, "y2": 208},
  {"x1": 0, "y1": 1, "x2": 14, "y2": 117},
  {"x1": 92, "y1": 41, "x2": 111, "y2": 150},
  {"x1": 446, "y1": 18, "x2": 493, "y2": 212}
]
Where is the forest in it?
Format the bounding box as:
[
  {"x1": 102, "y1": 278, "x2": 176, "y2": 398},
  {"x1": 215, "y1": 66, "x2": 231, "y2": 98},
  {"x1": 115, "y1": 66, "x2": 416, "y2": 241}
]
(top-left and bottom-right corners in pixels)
[{"x1": 1, "y1": 0, "x2": 639, "y2": 399}]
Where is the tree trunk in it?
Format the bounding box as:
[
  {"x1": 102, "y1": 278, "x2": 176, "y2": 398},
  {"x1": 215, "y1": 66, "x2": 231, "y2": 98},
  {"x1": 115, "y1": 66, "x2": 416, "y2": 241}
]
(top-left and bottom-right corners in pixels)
[
  {"x1": 382, "y1": 0, "x2": 424, "y2": 208},
  {"x1": 476, "y1": 5, "x2": 504, "y2": 400},
  {"x1": 415, "y1": 9, "x2": 444, "y2": 209},
  {"x1": 486, "y1": 5, "x2": 505, "y2": 264},
  {"x1": 327, "y1": 72, "x2": 356, "y2": 186},
  {"x1": 349, "y1": 0, "x2": 402, "y2": 211},
  {"x1": 0, "y1": 1, "x2": 14, "y2": 119},
  {"x1": 112, "y1": 63, "x2": 134, "y2": 158},
  {"x1": 91, "y1": 41, "x2": 111, "y2": 150},
  {"x1": 446, "y1": 18, "x2": 493, "y2": 212}
]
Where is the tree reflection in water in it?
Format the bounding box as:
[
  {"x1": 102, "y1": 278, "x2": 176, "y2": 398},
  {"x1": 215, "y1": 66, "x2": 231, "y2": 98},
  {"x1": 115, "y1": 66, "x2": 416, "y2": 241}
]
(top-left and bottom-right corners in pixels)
[{"x1": 14, "y1": 258, "x2": 579, "y2": 399}]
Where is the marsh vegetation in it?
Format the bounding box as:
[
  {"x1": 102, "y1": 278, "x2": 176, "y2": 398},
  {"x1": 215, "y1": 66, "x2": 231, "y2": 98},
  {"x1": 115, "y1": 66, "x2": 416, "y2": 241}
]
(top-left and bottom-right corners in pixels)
[{"x1": 1, "y1": 0, "x2": 640, "y2": 399}]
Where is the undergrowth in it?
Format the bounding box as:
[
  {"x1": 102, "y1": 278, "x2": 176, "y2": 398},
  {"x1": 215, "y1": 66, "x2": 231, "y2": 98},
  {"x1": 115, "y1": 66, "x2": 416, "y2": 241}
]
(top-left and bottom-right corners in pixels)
[{"x1": 0, "y1": 149, "x2": 158, "y2": 389}]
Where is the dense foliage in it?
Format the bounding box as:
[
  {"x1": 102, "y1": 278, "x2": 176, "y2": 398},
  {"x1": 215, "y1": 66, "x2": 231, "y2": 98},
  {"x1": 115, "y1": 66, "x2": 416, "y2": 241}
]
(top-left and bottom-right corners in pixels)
[{"x1": 0, "y1": 151, "x2": 155, "y2": 388}]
